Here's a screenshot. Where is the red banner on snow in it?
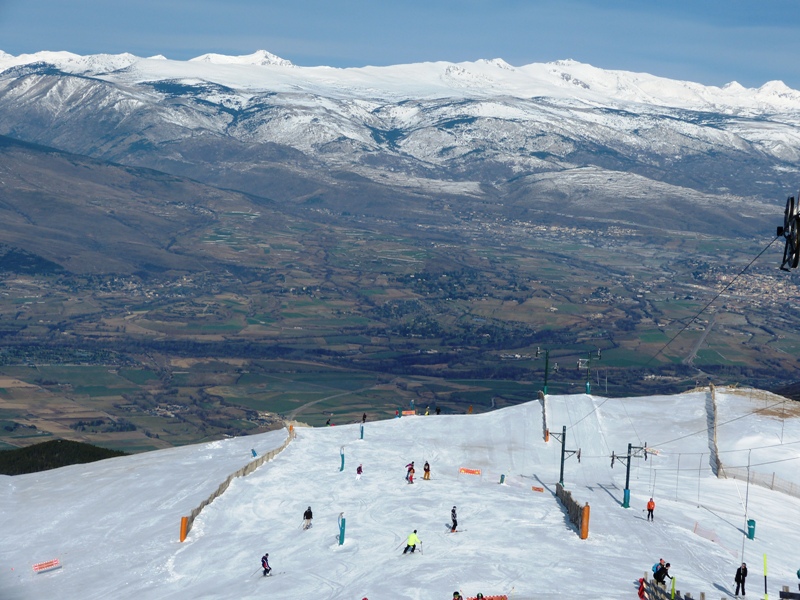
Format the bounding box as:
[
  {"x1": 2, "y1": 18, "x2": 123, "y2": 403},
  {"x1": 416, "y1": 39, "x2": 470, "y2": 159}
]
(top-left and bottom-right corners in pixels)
[
  {"x1": 32, "y1": 558, "x2": 61, "y2": 573},
  {"x1": 459, "y1": 467, "x2": 482, "y2": 475}
]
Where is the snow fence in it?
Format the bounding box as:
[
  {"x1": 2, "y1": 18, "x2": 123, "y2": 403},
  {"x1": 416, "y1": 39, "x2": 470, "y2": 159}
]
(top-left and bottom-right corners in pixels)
[
  {"x1": 555, "y1": 482, "x2": 589, "y2": 539},
  {"x1": 642, "y1": 571, "x2": 717, "y2": 599},
  {"x1": 180, "y1": 426, "x2": 296, "y2": 541}
]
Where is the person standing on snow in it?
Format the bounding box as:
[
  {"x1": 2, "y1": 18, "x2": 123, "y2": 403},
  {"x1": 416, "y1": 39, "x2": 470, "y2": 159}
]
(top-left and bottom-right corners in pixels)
[
  {"x1": 646, "y1": 497, "x2": 655, "y2": 521},
  {"x1": 423, "y1": 461, "x2": 431, "y2": 480},
  {"x1": 405, "y1": 461, "x2": 414, "y2": 482},
  {"x1": 450, "y1": 506, "x2": 458, "y2": 532},
  {"x1": 734, "y1": 562, "x2": 747, "y2": 596},
  {"x1": 362, "y1": 412, "x2": 367, "y2": 423},
  {"x1": 407, "y1": 464, "x2": 415, "y2": 484},
  {"x1": 654, "y1": 562, "x2": 672, "y2": 587},
  {"x1": 261, "y1": 553, "x2": 271, "y2": 576},
  {"x1": 303, "y1": 506, "x2": 313, "y2": 530},
  {"x1": 356, "y1": 464, "x2": 363, "y2": 480},
  {"x1": 652, "y1": 558, "x2": 665, "y2": 576},
  {"x1": 403, "y1": 529, "x2": 421, "y2": 554}
]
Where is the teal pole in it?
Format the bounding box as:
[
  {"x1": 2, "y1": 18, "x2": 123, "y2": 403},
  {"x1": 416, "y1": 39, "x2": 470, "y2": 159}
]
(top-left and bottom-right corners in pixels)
[
  {"x1": 622, "y1": 442, "x2": 632, "y2": 507},
  {"x1": 338, "y1": 513, "x2": 346, "y2": 545},
  {"x1": 339, "y1": 446, "x2": 345, "y2": 472},
  {"x1": 360, "y1": 424, "x2": 364, "y2": 440}
]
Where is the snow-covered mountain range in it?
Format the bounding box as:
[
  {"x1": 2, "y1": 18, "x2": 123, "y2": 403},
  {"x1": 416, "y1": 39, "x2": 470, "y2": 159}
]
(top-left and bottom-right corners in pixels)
[
  {"x1": 3, "y1": 389, "x2": 799, "y2": 599},
  {"x1": 1, "y1": 50, "x2": 799, "y2": 231}
]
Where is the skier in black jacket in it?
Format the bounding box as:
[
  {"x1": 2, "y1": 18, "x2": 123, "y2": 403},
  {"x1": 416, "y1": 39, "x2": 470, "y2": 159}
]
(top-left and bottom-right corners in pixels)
[
  {"x1": 735, "y1": 562, "x2": 747, "y2": 596},
  {"x1": 450, "y1": 506, "x2": 458, "y2": 532},
  {"x1": 654, "y1": 563, "x2": 672, "y2": 587},
  {"x1": 303, "y1": 506, "x2": 313, "y2": 530}
]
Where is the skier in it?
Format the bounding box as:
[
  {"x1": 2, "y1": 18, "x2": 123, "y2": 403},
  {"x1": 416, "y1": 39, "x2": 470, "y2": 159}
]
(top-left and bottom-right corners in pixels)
[
  {"x1": 734, "y1": 562, "x2": 747, "y2": 596},
  {"x1": 423, "y1": 461, "x2": 431, "y2": 480},
  {"x1": 651, "y1": 558, "x2": 665, "y2": 576},
  {"x1": 405, "y1": 461, "x2": 414, "y2": 482},
  {"x1": 356, "y1": 464, "x2": 363, "y2": 480},
  {"x1": 797, "y1": 567, "x2": 800, "y2": 591},
  {"x1": 362, "y1": 412, "x2": 367, "y2": 423},
  {"x1": 646, "y1": 497, "x2": 655, "y2": 521},
  {"x1": 450, "y1": 506, "x2": 458, "y2": 532},
  {"x1": 407, "y1": 464, "x2": 415, "y2": 484},
  {"x1": 436, "y1": 407, "x2": 441, "y2": 415},
  {"x1": 425, "y1": 406, "x2": 430, "y2": 415},
  {"x1": 654, "y1": 562, "x2": 672, "y2": 588},
  {"x1": 452, "y1": 592, "x2": 462, "y2": 599},
  {"x1": 261, "y1": 552, "x2": 271, "y2": 576},
  {"x1": 403, "y1": 529, "x2": 421, "y2": 554},
  {"x1": 467, "y1": 405, "x2": 473, "y2": 414},
  {"x1": 303, "y1": 506, "x2": 313, "y2": 530}
]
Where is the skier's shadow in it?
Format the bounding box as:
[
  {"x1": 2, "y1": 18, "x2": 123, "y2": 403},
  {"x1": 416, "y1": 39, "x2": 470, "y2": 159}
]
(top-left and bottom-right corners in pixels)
[{"x1": 712, "y1": 582, "x2": 733, "y2": 597}]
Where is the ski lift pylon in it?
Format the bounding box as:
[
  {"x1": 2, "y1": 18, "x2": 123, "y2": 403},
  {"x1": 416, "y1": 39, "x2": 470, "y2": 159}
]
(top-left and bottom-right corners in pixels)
[{"x1": 779, "y1": 193, "x2": 800, "y2": 271}]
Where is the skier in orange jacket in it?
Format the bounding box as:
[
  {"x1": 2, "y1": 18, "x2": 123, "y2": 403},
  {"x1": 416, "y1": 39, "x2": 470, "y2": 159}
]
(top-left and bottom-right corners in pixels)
[{"x1": 646, "y1": 498, "x2": 655, "y2": 522}]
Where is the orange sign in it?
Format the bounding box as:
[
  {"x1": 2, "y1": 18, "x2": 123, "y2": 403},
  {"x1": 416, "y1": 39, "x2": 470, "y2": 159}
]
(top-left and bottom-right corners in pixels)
[
  {"x1": 531, "y1": 486, "x2": 544, "y2": 493},
  {"x1": 459, "y1": 467, "x2": 482, "y2": 475},
  {"x1": 33, "y1": 558, "x2": 61, "y2": 573},
  {"x1": 401, "y1": 410, "x2": 416, "y2": 416}
]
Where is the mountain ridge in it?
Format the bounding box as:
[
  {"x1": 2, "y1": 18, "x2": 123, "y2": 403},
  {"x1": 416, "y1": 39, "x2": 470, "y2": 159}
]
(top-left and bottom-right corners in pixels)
[{"x1": 1, "y1": 48, "x2": 798, "y2": 225}]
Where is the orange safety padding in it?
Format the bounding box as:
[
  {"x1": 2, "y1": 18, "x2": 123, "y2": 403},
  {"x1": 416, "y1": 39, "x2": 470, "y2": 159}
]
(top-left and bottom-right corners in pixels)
[
  {"x1": 580, "y1": 503, "x2": 590, "y2": 540},
  {"x1": 545, "y1": 428, "x2": 550, "y2": 442},
  {"x1": 401, "y1": 410, "x2": 416, "y2": 415},
  {"x1": 458, "y1": 467, "x2": 482, "y2": 475},
  {"x1": 531, "y1": 486, "x2": 544, "y2": 492},
  {"x1": 465, "y1": 596, "x2": 508, "y2": 600},
  {"x1": 180, "y1": 516, "x2": 189, "y2": 542}
]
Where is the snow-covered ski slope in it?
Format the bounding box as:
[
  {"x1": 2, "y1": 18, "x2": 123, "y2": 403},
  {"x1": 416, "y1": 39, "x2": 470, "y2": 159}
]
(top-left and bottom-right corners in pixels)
[{"x1": 2, "y1": 389, "x2": 799, "y2": 599}]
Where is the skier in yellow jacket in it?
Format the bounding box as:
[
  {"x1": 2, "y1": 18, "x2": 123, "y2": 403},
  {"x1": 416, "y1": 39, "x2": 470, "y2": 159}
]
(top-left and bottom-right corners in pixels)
[{"x1": 402, "y1": 530, "x2": 421, "y2": 554}]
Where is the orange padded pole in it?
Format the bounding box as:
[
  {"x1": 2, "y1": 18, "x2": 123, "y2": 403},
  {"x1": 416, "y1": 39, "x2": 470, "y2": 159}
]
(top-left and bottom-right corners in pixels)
[
  {"x1": 580, "y1": 503, "x2": 590, "y2": 539},
  {"x1": 180, "y1": 516, "x2": 189, "y2": 542}
]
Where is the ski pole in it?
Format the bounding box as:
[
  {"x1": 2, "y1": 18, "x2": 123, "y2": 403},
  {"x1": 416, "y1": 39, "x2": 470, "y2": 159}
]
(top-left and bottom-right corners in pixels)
[{"x1": 251, "y1": 567, "x2": 261, "y2": 576}]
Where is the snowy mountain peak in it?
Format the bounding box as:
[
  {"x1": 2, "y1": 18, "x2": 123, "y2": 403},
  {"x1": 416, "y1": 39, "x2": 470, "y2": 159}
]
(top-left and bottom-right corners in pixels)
[
  {"x1": 722, "y1": 81, "x2": 745, "y2": 91},
  {"x1": 189, "y1": 49, "x2": 293, "y2": 67},
  {"x1": 477, "y1": 58, "x2": 515, "y2": 71},
  {"x1": 0, "y1": 50, "x2": 139, "y2": 75}
]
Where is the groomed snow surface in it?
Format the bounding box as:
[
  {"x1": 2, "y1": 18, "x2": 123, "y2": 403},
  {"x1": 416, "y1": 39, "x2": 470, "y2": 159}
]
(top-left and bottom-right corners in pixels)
[{"x1": 2, "y1": 389, "x2": 800, "y2": 599}]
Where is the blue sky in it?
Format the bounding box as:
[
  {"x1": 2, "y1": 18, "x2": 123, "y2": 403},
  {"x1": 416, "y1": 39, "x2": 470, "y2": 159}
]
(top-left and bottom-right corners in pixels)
[{"x1": 1, "y1": 0, "x2": 799, "y2": 89}]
